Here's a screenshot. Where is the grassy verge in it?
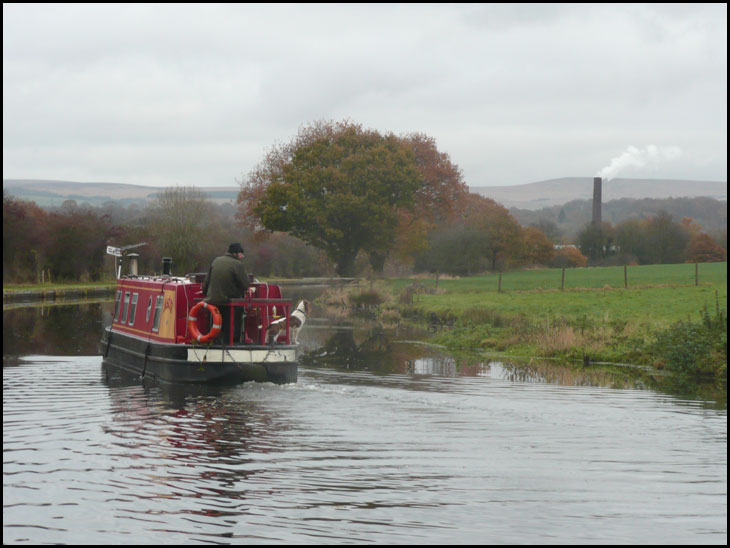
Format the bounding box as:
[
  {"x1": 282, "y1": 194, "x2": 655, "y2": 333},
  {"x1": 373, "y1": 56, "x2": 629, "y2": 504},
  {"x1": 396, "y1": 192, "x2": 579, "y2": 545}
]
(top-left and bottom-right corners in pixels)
[
  {"x1": 322, "y1": 262, "x2": 727, "y2": 382},
  {"x1": 3, "y1": 281, "x2": 116, "y2": 293}
]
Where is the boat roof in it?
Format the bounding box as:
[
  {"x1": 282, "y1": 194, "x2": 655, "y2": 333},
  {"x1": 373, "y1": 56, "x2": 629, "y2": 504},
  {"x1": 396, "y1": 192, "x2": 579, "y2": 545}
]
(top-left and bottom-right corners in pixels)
[{"x1": 116, "y1": 274, "x2": 202, "y2": 285}]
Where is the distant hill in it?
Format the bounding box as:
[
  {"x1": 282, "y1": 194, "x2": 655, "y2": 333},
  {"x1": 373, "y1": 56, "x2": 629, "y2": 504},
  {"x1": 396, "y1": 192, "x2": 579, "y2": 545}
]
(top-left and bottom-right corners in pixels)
[
  {"x1": 3, "y1": 177, "x2": 727, "y2": 210},
  {"x1": 2, "y1": 179, "x2": 239, "y2": 207},
  {"x1": 471, "y1": 177, "x2": 726, "y2": 210}
]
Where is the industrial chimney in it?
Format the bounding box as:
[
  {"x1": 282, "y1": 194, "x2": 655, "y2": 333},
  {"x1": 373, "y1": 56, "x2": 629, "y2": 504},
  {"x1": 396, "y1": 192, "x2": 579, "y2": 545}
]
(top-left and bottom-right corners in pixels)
[{"x1": 592, "y1": 177, "x2": 602, "y2": 225}]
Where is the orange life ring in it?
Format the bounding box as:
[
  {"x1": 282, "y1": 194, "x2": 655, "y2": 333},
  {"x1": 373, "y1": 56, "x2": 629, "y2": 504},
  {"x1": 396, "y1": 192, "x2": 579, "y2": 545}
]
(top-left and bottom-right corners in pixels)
[{"x1": 187, "y1": 302, "x2": 222, "y2": 344}]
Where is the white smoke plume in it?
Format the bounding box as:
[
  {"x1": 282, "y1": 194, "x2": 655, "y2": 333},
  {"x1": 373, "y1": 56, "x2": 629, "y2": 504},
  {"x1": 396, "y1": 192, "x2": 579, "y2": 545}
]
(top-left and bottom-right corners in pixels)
[{"x1": 596, "y1": 145, "x2": 682, "y2": 181}]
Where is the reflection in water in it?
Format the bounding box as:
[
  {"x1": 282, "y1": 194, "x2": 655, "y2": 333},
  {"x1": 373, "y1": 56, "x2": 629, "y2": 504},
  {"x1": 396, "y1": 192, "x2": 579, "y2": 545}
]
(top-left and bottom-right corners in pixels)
[
  {"x1": 100, "y1": 363, "x2": 286, "y2": 516},
  {"x1": 300, "y1": 324, "x2": 727, "y2": 406},
  {"x1": 3, "y1": 300, "x2": 114, "y2": 360},
  {"x1": 300, "y1": 321, "x2": 492, "y2": 377},
  {"x1": 301, "y1": 326, "x2": 456, "y2": 374}
]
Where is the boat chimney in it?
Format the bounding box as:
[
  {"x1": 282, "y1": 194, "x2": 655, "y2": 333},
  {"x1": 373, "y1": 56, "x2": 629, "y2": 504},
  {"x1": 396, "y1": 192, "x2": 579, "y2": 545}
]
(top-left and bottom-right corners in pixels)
[
  {"x1": 128, "y1": 253, "x2": 139, "y2": 276},
  {"x1": 162, "y1": 257, "x2": 173, "y2": 276},
  {"x1": 592, "y1": 177, "x2": 602, "y2": 225}
]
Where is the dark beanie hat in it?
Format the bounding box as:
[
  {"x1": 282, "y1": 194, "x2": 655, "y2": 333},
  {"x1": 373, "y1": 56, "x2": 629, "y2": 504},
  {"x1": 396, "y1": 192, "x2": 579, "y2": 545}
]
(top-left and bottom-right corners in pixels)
[{"x1": 228, "y1": 243, "x2": 245, "y2": 254}]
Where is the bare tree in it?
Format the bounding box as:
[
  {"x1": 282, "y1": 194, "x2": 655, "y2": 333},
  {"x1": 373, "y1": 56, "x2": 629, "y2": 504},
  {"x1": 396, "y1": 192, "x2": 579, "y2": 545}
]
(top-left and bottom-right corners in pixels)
[{"x1": 146, "y1": 186, "x2": 214, "y2": 273}]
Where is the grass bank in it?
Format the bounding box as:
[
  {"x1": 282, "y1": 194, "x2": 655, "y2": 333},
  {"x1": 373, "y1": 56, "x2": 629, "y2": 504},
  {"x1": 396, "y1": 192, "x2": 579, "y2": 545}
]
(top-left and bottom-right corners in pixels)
[
  {"x1": 322, "y1": 262, "x2": 727, "y2": 382},
  {"x1": 3, "y1": 281, "x2": 116, "y2": 292},
  {"x1": 3, "y1": 281, "x2": 116, "y2": 303}
]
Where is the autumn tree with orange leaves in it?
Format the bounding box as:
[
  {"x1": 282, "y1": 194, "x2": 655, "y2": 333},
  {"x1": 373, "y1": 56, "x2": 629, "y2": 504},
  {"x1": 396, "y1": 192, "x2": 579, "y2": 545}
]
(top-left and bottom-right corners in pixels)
[
  {"x1": 521, "y1": 226, "x2": 556, "y2": 266},
  {"x1": 237, "y1": 120, "x2": 468, "y2": 275},
  {"x1": 238, "y1": 121, "x2": 423, "y2": 276},
  {"x1": 685, "y1": 233, "x2": 727, "y2": 263}
]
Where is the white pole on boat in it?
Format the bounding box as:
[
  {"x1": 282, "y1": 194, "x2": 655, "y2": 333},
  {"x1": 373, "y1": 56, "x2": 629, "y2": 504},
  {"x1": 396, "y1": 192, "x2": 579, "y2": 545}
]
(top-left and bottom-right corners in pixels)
[{"x1": 106, "y1": 243, "x2": 146, "y2": 280}]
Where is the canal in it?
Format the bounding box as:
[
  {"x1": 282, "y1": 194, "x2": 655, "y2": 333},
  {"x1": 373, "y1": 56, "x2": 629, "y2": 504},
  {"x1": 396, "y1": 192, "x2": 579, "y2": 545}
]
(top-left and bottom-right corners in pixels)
[{"x1": 3, "y1": 294, "x2": 727, "y2": 544}]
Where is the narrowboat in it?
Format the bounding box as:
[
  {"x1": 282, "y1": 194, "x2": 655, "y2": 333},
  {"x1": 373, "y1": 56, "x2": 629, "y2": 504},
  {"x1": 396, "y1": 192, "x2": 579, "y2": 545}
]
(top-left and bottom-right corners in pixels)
[{"x1": 100, "y1": 256, "x2": 298, "y2": 384}]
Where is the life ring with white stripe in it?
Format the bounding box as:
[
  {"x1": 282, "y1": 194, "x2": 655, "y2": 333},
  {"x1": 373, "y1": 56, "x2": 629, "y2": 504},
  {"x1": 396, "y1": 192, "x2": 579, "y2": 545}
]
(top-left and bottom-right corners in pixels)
[{"x1": 188, "y1": 302, "x2": 222, "y2": 343}]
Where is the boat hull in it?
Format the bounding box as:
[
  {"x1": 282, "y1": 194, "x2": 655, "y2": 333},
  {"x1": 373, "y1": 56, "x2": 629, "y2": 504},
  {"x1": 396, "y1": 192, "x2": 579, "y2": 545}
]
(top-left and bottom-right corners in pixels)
[{"x1": 100, "y1": 327, "x2": 298, "y2": 384}]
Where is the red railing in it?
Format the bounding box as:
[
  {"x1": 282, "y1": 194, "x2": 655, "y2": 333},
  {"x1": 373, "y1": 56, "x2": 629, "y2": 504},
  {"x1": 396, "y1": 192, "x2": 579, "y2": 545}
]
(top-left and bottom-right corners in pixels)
[
  {"x1": 231, "y1": 298, "x2": 292, "y2": 346},
  {"x1": 191, "y1": 297, "x2": 292, "y2": 346}
]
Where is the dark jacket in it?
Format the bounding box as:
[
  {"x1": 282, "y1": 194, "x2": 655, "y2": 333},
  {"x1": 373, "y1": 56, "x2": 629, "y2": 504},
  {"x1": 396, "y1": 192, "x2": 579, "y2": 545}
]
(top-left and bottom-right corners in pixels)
[{"x1": 202, "y1": 253, "x2": 250, "y2": 305}]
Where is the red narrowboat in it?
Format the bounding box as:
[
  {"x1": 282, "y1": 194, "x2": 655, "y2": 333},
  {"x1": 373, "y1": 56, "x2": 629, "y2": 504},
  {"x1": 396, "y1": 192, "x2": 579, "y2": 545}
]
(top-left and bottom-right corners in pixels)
[{"x1": 100, "y1": 257, "x2": 298, "y2": 384}]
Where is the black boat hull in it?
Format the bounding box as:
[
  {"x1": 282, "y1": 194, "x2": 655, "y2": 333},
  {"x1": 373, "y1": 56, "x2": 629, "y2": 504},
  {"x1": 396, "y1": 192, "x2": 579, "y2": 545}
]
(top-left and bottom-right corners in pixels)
[{"x1": 100, "y1": 327, "x2": 298, "y2": 384}]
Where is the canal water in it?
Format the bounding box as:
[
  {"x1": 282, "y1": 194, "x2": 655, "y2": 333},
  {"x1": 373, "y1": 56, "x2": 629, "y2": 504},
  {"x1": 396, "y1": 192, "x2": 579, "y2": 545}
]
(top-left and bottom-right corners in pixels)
[{"x1": 3, "y1": 298, "x2": 727, "y2": 544}]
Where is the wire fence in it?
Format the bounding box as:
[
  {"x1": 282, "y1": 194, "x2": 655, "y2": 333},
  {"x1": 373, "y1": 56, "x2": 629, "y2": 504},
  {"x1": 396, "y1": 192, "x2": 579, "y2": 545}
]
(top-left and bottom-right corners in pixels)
[{"x1": 417, "y1": 262, "x2": 728, "y2": 293}]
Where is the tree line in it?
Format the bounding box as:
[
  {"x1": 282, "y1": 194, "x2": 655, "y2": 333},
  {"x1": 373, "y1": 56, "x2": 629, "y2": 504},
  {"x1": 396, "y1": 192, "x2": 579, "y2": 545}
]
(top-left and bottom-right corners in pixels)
[
  {"x1": 576, "y1": 214, "x2": 727, "y2": 265},
  {"x1": 511, "y1": 195, "x2": 727, "y2": 242},
  {"x1": 3, "y1": 119, "x2": 727, "y2": 283},
  {"x1": 3, "y1": 187, "x2": 330, "y2": 283}
]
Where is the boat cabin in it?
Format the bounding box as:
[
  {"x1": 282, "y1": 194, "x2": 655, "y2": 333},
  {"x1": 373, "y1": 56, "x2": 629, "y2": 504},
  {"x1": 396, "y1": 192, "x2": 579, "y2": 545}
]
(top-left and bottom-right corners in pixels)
[{"x1": 110, "y1": 274, "x2": 293, "y2": 346}]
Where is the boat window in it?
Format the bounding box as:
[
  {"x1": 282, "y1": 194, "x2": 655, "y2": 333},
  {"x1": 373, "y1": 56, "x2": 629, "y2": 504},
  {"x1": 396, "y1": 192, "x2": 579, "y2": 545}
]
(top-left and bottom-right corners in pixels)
[
  {"x1": 121, "y1": 291, "x2": 131, "y2": 323},
  {"x1": 146, "y1": 297, "x2": 153, "y2": 322},
  {"x1": 113, "y1": 290, "x2": 122, "y2": 321},
  {"x1": 152, "y1": 295, "x2": 163, "y2": 332},
  {"x1": 128, "y1": 293, "x2": 139, "y2": 325}
]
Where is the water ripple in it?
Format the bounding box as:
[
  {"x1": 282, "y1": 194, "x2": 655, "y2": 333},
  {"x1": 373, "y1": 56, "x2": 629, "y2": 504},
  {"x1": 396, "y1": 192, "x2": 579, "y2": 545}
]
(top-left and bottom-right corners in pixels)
[{"x1": 4, "y1": 356, "x2": 727, "y2": 544}]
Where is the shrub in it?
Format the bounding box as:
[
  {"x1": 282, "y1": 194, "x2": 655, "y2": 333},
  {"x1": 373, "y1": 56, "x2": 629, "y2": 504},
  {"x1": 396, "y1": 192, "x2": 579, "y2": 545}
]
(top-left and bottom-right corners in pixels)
[
  {"x1": 549, "y1": 246, "x2": 588, "y2": 268},
  {"x1": 650, "y1": 300, "x2": 727, "y2": 380},
  {"x1": 348, "y1": 290, "x2": 384, "y2": 308}
]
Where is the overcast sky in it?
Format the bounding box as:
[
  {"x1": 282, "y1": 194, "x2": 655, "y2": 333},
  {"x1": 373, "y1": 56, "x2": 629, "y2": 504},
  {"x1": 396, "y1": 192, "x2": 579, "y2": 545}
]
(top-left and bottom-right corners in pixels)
[{"x1": 3, "y1": 3, "x2": 727, "y2": 189}]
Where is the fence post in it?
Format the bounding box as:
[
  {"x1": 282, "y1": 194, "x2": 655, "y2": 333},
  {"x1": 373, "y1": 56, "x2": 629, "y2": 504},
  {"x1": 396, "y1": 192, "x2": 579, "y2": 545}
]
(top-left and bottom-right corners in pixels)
[
  {"x1": 695, "y1": 263, "x2": 699, "y2": 286},
  {"x1": 498, "y1": 272, "x2": 502, "y2": 293},
  {"x1": 624, "y1": 265, "x2": 628, "y2": 289},
  {"x1": 561, "y1": 268, "x2": 565, "y2": 290}
]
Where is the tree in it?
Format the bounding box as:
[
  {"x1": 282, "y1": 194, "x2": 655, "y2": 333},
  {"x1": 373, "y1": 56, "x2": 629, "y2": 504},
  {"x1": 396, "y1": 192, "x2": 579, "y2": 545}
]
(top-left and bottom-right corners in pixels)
[
  {"x1": 577, "y1": 222, "x2": 615, "y2": 262},
  {"x1": 615, "y1": 218, "x2": 646, "y2": 261},
  {"x1": 685, "y1": 233, "x2": 727, "y2": 263},
  {"x1": 3, "y1": 190, "x2": 49, "y2": 282},
  {"x1": 146, "y1": 186, "x2": 215, "y2": 273},
  {"x1": 414, "y1": 224, "x2": 491, "y2": 275},
  {"x1": 530, "y1": 219, "x2": 561, "y2": 243},
  {"x1": 681, "y1": 217, "x2": 703, "y2": 239},
  {"x1": 240, "y1": 121, "x2": 423, "y2": 276},
  {"x1": 399, "y1": 132, "x2": 468, "y2": 223},
  {"x1": 461, "y1": 194, "x2": 523, "y2": 270},
  {"x1": 521, "y1": 226, "x2": 555, "y2": 266},
  {"x1": 247, "y1": 232, "x2": 331, "y2": 278},
  {"x1": 387, "y1": 133, "x2": 468, "y2": 270},
  {"x1": 45, "y1": 209, "x2": 114, "y2": 281},
  {"x1": 644, "y1": 211, "x2": 690, "y2": 264},
  {"x1": 238, "y1": 120, "x2": 354, "y2": 232}
]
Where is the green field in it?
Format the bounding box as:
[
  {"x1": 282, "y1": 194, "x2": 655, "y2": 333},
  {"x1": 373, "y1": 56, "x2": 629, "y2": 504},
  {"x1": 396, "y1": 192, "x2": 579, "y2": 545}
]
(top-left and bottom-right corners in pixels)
[
  {"x1": 393, "y1": 261, "x2": 726, "y2": 291},
  {"x1": 393, "y1": 262, "x2": 726, "y2": 328}
]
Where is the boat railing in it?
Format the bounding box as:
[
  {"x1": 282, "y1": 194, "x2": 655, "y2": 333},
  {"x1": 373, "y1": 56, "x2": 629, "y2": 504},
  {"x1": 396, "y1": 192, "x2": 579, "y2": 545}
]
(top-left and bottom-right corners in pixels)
[{"x1": 192, "y1": 297, "x2": 292, "y2": 346}]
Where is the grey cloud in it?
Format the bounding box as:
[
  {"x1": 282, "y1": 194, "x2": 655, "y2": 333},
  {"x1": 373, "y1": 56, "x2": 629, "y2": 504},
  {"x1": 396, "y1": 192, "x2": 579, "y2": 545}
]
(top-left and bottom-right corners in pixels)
[{"x1": 3, "y1": 3, "x2": 726, "y2": 188}]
